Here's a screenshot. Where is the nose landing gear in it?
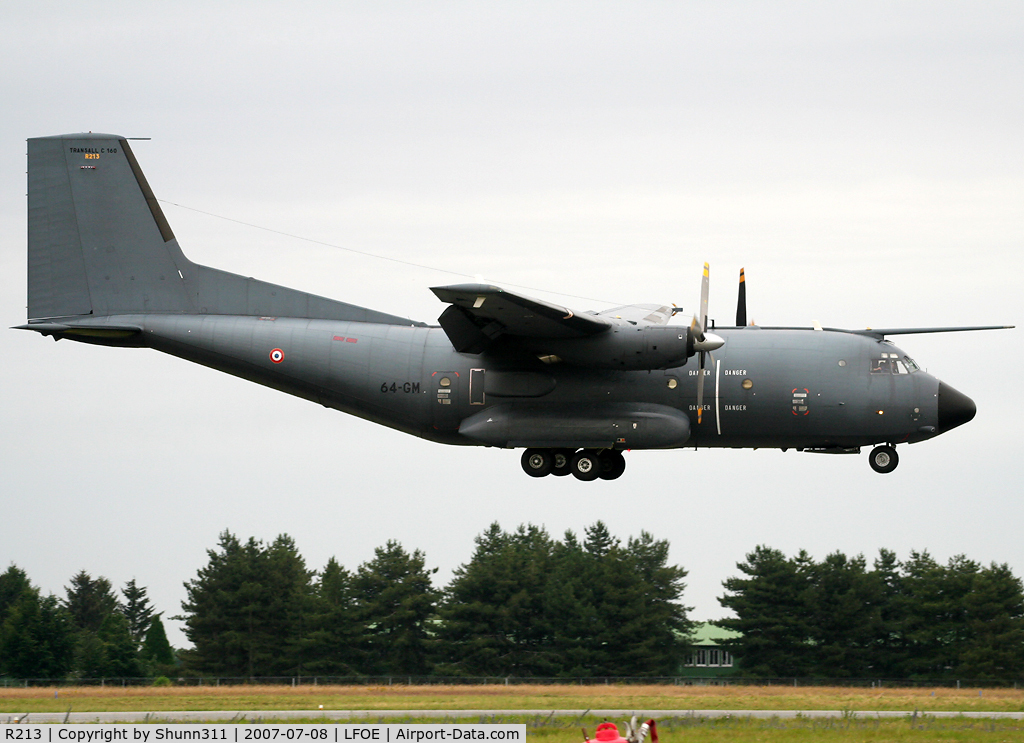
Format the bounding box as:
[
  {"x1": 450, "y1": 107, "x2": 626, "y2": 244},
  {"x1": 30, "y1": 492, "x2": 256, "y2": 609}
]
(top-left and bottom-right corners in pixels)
[
  {"x1": 520, "y1": 448, "x2": 627, "y2": 480},
  {"x1": 868, "y1": 444, "x2": 899, "y2": 474}
]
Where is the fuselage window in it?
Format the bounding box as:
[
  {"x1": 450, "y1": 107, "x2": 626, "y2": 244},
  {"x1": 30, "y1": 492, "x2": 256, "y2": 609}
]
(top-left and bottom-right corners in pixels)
[{"x1": 870, "y1": 358, "x2": 891, "y2": 374}]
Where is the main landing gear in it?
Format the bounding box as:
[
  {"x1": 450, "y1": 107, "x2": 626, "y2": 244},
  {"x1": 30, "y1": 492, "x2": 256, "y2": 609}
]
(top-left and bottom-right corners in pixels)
[
  {"x1": 868, "y1": 444, "x2": 899, "y2": 474},
  {"x1": 521, "y1": 448, "x2": 626, "y2": 481}
]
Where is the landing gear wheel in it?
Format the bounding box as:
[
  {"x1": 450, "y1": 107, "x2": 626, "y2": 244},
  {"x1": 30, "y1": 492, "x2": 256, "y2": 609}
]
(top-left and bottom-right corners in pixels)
[
  {"x1": 570, "y1": 450, "x2": 602, "y2": 481},
  {"x1": 598, "y1": 450, "x2": 626, "y2": 480},
  {"x1": 521, "y1": 448, "x2": 553, "y2": 477},
  {"x1": 869, "y1": 445, "x2": 899, "y2": 474},
  {"x1": 551, "y1": 449, "x2": 573, "y2": 477}
]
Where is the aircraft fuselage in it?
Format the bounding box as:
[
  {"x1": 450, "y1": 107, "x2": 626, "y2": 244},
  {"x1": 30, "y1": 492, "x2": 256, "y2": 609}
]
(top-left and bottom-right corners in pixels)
[{"x1": 65, "y1": 313, "x2": 956, "y2": 453}]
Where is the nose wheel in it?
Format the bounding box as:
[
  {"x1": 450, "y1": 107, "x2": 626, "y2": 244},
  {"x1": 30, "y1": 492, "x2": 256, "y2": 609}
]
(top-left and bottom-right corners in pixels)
[{"x1": 868, "y1": 445, "x2": 899, "y2": 474}]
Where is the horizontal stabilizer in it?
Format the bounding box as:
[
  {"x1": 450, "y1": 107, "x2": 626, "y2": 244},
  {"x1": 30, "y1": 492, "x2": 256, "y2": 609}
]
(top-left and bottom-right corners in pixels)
[{"x1": 14, "y1": 322, "x2": 141, "y2": 338}]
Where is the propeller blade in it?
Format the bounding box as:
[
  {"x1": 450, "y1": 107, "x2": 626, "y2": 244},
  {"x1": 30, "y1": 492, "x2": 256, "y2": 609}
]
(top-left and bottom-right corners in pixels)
[
  {"x1": 736, "y1": 267, "x2": 747, "y2": 327},
  {"x1": 700, "y1": 262, "x2": 710, "y2": 334},
  {"x1": 692, "y1": 261, "x2": 723, "y2": 425},
  {"x1": 695, "y1": 349, "x2": 721, "y2": 425},
  {"x1": 696, "y1": 350, "x2": 705, "y2": 424}
]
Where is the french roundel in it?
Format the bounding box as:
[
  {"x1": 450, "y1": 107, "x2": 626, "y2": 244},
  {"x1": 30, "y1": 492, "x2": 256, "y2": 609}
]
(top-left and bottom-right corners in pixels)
[{"x1": 270, "y1": 348, "x2": 285, "y2": 364}]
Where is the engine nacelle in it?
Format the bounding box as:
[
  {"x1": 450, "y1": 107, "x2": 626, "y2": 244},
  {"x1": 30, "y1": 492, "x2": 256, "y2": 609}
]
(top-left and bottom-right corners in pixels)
[{"x1": 525, "y1": 325, "x2": 691, "y2": 370}]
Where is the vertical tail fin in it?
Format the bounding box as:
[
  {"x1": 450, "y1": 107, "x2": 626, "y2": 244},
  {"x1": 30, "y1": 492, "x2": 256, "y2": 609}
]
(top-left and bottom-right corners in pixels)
[
  {"x1": 28, "y1": 134, "x2": 195, "y2": 319},
  {"x1": 26, "y1": 133, "x2": 424, "y2": 326}
]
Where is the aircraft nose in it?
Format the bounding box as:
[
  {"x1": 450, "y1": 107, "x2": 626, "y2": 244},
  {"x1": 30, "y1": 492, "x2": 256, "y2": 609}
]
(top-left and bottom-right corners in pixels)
[{"x1": 937, "y1": 381, "x2": 976, "y2": 433}]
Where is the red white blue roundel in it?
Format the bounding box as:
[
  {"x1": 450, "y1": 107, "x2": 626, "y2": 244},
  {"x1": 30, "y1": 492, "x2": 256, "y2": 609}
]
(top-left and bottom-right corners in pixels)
[{"x1": 270, "y1": 348, "x2": 285, "y2": 364}]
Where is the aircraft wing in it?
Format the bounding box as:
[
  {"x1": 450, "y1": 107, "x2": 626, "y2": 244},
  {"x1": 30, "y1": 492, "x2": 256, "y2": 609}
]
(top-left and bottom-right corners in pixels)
[
  {"x1": 431, "y1": 283, "x2": 613, "y2": 353},
  {"x1": 844, "y1": 325, "x2": 1015, "y2": 339},
  {"x1": 431, "y1": 284, "x2": 611, "y2": 339},
  {"x1": 756, "y1": 325, "x2": 1014, "y2": 338}
]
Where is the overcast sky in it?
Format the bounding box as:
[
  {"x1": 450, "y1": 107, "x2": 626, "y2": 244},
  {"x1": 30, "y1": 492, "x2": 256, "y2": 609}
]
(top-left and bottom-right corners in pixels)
[{"x1": 2, "y1": 2, "x2": 1021, "y2": 651}]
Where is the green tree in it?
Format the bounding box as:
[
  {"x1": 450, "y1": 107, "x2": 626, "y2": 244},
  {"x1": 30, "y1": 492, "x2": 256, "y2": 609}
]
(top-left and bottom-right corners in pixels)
[
  {"x1": 619, "y1": 530, "x2": 693, "y2": 674},
  {"x1": 439, "y1": 522, "x2": 692, "y2": 677},
  {"x1": 438, "y1": 523, "x2": 559, "y2": 676},
  {"x1": 867, "y1": 548, "x2": 907, "y2": 677},
  {"x1": 180, "y1": 531, "x2": 258, "y2": 675},
  {"x1": 180, "y1": 531, "x2": 314, "y2": 677},
  {"x1": 98, "y1": 611, "x2": 141, "y2": 677},
  {"x1": 717, "y1": 547, "x2": 1024, "y2": 680},
  {"x1": 64, "y1": 571, "x2": 121, "y2": 633},
  {"x1": 121, "y1": 579, "x2": 154, "y2": 648},
  {"x1": 353, "y1": 540, "x2": 438, "y2": 675},
  {"x1": 543, "y1": 530, "x2": 599, "y2": 676},
  {"x1": 300, "y1": 558, "x2": 363, "y2": 675},
  {"x1": 804, "y1": 552, "x2": 882, "y2": 677},
  {"x1": 0, "y1": 565, "x2": 33, "y2": 622},
  {"x1": 266, "y1": 535, "x2": 318, "y2": 675},
  {"x1": 900, "y1": 551, "x2": 977, "y2": 677},
  {"x1": 140, "y1": 614, "x2": 176, "y2": 673},
  {"x1": 0, "y1": 590, "x2": 75, "y2": 679},
  {"x1": 718, "y1": 546, "x2": 814, "y2": 676},
  {"x1": 958, "y1": 563, "x2": 1024, "y2": 678},
  {"x1": 553, "y1": 523, "x2": 691, "y2": 676},
  {"x1": 72, "y1": 611, "x2": 142, "y2": 678}
]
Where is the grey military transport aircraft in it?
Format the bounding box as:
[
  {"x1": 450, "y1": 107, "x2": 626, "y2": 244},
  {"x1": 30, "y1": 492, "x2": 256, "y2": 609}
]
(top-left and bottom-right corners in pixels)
[{"x1": 18, "y1": 133, "x2": 1013, "y2": 480}]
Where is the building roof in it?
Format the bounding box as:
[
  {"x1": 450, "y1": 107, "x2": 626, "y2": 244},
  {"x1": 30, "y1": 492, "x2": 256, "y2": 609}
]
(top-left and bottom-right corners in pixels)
[{"x1": 689, "y1": 621, "x2": 741, "y2": 645}]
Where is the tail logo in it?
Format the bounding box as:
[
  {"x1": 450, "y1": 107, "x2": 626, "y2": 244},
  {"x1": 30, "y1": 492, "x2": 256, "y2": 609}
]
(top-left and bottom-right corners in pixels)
[{"x1": 270, "y1": 348, "x2": 285, "y2": 364}]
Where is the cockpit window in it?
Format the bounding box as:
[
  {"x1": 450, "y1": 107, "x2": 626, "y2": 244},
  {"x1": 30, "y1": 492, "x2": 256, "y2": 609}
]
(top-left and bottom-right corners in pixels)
[{"x1": 871, "y1": 352, "x2": 919, "y2": 374}]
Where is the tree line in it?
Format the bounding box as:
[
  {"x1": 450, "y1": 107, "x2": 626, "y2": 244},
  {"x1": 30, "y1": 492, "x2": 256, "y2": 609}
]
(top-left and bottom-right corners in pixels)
[
  {"x1": 179, "y1": 522, "x2": 691, "y2": 677},
  {"x1": 4, "y1": 531, "x2": 1024, "y2": 681},
  {"x1": 718, "y1": 546, "x2": 1024, "y2": 679},
  {"x1": 0, "y1": 567, "x2": 175, "y2": 679}
]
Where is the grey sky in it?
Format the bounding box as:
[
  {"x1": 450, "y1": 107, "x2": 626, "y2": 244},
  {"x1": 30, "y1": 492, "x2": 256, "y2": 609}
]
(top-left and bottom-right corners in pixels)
[{"x1": 2, "y1": 2, "x2": 1021, "y2": 650}]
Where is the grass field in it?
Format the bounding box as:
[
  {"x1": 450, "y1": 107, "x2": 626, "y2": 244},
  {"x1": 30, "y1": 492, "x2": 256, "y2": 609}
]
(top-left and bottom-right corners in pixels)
[
  {"x1": 4, "y1": 685, "x2": 1024, "y2": 741},
  {"x1": 3, "y1": 711, "x2": 1023, "y2": 743},
  {"x1": 2, "y1": 683, "x2": 1024, "y2": 714}
]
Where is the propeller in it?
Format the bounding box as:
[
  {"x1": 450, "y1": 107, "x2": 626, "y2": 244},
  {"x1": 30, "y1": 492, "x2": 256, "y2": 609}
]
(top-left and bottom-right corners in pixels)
[
  {"x1": 736, "y1": 268, "x2": 747, "y2": 326},
  {"x1": 690, "y1": 263, "x2": 725, "y2": 424}
]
